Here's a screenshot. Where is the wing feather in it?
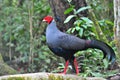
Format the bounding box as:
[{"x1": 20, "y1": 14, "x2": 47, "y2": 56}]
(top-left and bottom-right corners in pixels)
[{"x1": 58, "y1": 34, "x2": 86, "y2": 50}]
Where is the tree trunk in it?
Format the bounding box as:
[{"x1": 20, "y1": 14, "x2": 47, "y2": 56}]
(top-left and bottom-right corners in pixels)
[
  {"x1": 48, "y1": 0, "x2": 87, "y2": 31},
  {"x1": 0, "y1": 53, "x2": 17, "y2": 76},
  {"x1": 0, "y1": 29, "x2": 17, "y2": 75},
  {"x1": 114, "y1": 0, "x2": 120, "y2": 63}
]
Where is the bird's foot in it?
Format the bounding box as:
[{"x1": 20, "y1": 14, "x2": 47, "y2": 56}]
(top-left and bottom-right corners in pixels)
[
  {"x1": 59, "y1": 60, "x2": 69, "y2": 75},
  {"x1": 74, "y1": 58, "x2": 79, "y2": 75}
]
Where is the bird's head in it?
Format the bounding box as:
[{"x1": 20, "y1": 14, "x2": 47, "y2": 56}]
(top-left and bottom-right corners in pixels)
[{"x1": 43, "y1": 16, "x2": 53, "y2": 24}]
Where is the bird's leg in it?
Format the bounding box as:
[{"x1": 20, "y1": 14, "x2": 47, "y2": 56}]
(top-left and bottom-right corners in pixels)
[
  {"x1": 74, "y1": 58, "x2": 79, "y2": 75},
  {"x1": 62, "y1": 60, "x2": 69, "y2": 74}
]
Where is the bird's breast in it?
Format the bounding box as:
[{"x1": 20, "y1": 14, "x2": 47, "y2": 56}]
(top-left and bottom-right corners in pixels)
[{"x1": 48, "y1": 46, "x2": 76, "y2": 59}]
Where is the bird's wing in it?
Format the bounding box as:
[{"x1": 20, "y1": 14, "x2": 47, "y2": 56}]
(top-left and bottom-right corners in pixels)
[{"x1": 58, "y1": 34, "x2": 86, "y2": 50}]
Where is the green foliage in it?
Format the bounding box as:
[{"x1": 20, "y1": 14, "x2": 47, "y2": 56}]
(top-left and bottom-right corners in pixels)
[
  {"x1": 87, "y1": 0, "x2": 114, "y2": 21},
  {"x1": 76, "y1": 49, "x2": 118, "y2": 77},
  {"x1": 64, "y1": 15, "x2": 76, "y2": 23},
  {"x1": 64, "y1": 2, "x2": 95, "y2": 39},
  {"x1": 64, "y1": 6, "x2": 74, "y2": 15},
  {"x1": 75, "y1": 6, "x2": 91, "y2": 15},
  {"x1": 64, "y1": 6, "x2": 91, "y2": 23},
  {"x1": 66, "y1": 16, "x2": 95, "y2": 39},
  {"x1": 0, "y1": 0, "x2": 60, "y2": 73},
  {"x1": 98, "y1": 19, "x2": 114, "y2": 39}
]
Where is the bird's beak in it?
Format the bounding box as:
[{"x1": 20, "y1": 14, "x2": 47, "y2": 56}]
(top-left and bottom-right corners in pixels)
[{"x1": 42, "y1": 19, "x2": 46, "y2": 22}]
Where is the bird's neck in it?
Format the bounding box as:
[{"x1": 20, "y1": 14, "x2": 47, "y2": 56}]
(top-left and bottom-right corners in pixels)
[
  {"x1": 46, "y1": 20, "x2": 61, "y2": 34},
  {"x1": 46, "y1": 20, "x2": 61, "y2": 44}
]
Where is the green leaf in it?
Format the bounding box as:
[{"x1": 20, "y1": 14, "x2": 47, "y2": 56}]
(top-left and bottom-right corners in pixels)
[
  {"x1": 64, "y1": 15, "x2": 76, "y2": 23},
  {"x1": 46, "y1": 59, "x2": 50, "y2": 63},
  {"x1": 105, "y1": 20, "x2": 114, "y2": 26},
  {"x1": 15, "y1": 25, "x2": 24, "y2": 32},
  {"x1": 75, "y1": 26, "x2": 80, "y2": 31},
  {"x1": 79, "y1": 28, "x2": 83, "y2": 37},
  {"x1": 67, "y1": 0, "x2": 72, "y2": 3},
  {"x1": 75, "y1": 6, "x2": 91, "y2": 14},
  {"x1": 71, "y1": 28, "x2": 75, "y2": 33},
  {"x1": 103, "y1": 59, "x2": 109, "y2": 69},
  {"x1": 81, "y1": 17, "x2": 93, "y2": 23},
  {"x1": 91, "y1": 72, "x2": 103, "y2": 77},
  {"x1": 6, "y1": 42, "x2": 14, "y2": 47},
  {"x1": 64, "y1": 7, "x2": 74, "y2": 14},
  {"x1": 82, "y1": 25, "x2": 87, "y2": 29},
  {"x1": 67, "y1": 28, "x2": 72, "y2": 33}
]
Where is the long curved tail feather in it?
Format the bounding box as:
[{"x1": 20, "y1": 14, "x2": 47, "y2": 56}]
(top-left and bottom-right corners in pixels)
[
  {"x1": 104, "y1": 43, "x2": 116, "y2": 64},
  {"x1": 85, "y1": 40, "x2": 116, "y2": 64}
]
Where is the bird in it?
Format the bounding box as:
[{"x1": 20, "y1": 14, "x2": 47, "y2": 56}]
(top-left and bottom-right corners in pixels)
[{"x1": 42, "y1": 15, "x2": 116, "y2": 75}]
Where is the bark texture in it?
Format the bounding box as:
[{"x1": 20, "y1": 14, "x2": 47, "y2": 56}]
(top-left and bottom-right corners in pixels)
[
  {"x1": 114, "y1": 0, "x2": 120, "y2": 60},
  {"x1": 48, "y1": 0, "x2": 87, "y2": 32}
]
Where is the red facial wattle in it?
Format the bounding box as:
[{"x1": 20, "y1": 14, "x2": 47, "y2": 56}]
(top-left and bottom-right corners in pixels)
[{"x1": 43, "y1": 16, "x2": 53, "y2": 24}]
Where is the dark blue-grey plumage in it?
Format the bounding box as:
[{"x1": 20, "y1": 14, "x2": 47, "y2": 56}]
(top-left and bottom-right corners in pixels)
[
  {"x1": 43, "y1": 16, "x2": 116, "y2": 74},
  {"x1": 46, "y1": 20, "x2": 116, "y2": 63}
]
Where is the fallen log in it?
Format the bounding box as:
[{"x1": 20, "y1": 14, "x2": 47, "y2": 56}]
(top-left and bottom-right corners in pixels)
[{"x1": 0, "y1": 72, "x2": 106, "y2": 80}]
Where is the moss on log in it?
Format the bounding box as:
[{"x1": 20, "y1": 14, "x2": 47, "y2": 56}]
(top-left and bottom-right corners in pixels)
[
  {"x1": 0, "y1": 53, "x2": 17, "y2": 76},
  {"x1": 0, "y1": 62, "x2": 17, "y2": 76}
]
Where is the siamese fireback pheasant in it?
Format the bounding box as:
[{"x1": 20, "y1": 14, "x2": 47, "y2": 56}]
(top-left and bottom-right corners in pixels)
[{"x1": 43, "y1": 16, "x2": 116, "y2": 75}]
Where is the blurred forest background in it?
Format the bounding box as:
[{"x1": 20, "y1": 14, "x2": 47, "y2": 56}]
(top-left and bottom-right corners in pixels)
[{"x1": 0, "y1": 0, "x2": 119, "y2": 78}]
